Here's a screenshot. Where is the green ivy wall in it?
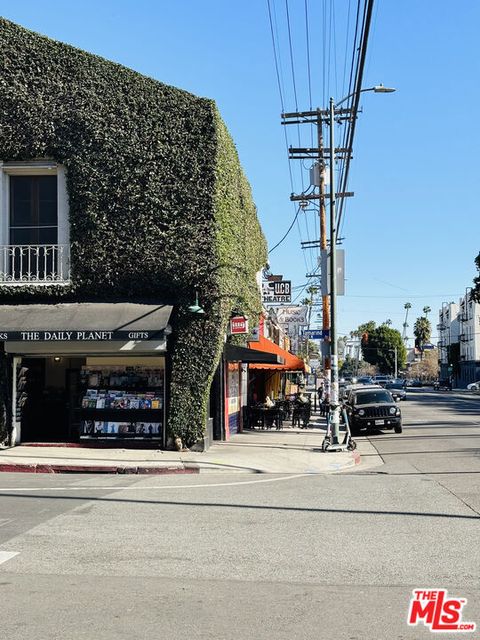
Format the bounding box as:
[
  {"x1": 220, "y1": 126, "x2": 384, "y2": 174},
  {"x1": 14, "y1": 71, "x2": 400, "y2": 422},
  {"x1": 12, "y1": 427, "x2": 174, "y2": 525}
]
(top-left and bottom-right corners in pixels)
[{"x1": 0, "y1": 19, "x2": 267, "y2": 445}]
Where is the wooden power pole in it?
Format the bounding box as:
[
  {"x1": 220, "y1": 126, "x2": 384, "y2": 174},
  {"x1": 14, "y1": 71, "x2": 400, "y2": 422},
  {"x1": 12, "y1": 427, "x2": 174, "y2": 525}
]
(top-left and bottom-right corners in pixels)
[{"x1": 281, "y1": 109, "x2": 351, "y2": 380}]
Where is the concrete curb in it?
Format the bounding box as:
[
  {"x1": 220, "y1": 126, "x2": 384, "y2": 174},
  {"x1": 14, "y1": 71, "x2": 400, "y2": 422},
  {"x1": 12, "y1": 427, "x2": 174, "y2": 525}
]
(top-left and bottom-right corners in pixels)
[
  {"x1": 0, "y1": 439, "x2": 364, "y2": 476},
  {"x1": 352, "y1": 450, "x2": 361, "y2": 465},
  {"x1": 0, "y1": 463, "x2": 199, "y2": 475},
  {"x1": 324, "y1": 449, "x2": 361, "y2": 473}
]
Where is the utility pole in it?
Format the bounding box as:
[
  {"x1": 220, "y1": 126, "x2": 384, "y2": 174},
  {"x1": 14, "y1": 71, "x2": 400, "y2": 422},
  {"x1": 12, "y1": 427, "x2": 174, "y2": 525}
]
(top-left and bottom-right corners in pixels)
[
  {"x1": 281, "y1": 109, "x2": 352, "y2": 396},
  {"x1": 281, "y1": 83, "x2": 396, "y2": 449},
  {"x1": 328, "y1": 96, "x2": 340, "y2": 446},
  {"x1": 317, "y1": 115, "x2": 331, "y2": 392}
]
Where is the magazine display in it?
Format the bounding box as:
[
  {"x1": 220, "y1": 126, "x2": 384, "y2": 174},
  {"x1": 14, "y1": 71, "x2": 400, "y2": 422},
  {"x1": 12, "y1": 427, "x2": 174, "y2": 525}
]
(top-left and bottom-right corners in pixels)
[
  {"x1": 80, "y1": 365, "x2": 164, "y2": 390},
  {"x1": 81, "y1": 421, "x2": 161, "y2": 436},
  {"x1": 80, "y1": 389, "x2": 163, "y2": 410},
  {"x1": 78, "y1": 364, "x2": 164, "y2": 439}
]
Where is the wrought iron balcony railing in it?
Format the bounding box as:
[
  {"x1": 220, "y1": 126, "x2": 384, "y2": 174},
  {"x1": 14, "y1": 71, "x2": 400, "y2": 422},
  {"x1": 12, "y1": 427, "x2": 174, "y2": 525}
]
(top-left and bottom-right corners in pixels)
[{"x1": 0, "y1": 244, "x2": 70, "y2": 285}]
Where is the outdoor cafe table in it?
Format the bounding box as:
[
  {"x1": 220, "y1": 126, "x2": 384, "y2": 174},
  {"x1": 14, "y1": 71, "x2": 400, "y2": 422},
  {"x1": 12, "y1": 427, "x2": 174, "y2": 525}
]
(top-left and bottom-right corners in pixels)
[{"x1": 248, "y1": 405, "x2": 283, "y2": 430}]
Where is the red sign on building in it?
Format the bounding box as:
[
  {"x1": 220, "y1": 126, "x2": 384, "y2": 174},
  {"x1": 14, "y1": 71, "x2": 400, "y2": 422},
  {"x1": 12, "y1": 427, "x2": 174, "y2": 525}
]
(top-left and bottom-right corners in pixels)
[{"x1": 230, "y1": 316, "x2": 249, "y2": 335}]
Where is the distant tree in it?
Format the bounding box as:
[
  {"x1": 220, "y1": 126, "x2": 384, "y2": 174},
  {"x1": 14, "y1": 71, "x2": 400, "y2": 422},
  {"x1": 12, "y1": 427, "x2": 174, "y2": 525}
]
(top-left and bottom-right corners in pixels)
[
  {"x1": 354, "y1": 320, "x2": 376, "y2": 336},
  {"x1": 340, "y1": 355, "x2": 357, "y2": 378},
  {"x1": 361, "y1": 325, "x2": 406, "y2": 373},
  {"x1": 351, "y1": 321, "x2": 377, "y2": 348},
  {"x1": 472, "y1": 252, "x2": 480, "y2": 302},
  {"x1": 423, "y1": 306, "x2": 431, "y2": 318},
  {"x1": 408, "y1": 350, "x2": 439, "y2": 381},
  {"x1": 384, "y1": 319, "x2": 392, "y2": 326},
  {"x1": 358, "y1": 361, "x2": 377, "y2": 376},
  {"x1": 298, "y1": 339, "x2": 320, "y2": 361},
  {"x1": 299, "y1": 286, "x2": 319, "y2": 358},
  {"x1": 413, "y1": 316, "x2": 432, "y2": 355}
]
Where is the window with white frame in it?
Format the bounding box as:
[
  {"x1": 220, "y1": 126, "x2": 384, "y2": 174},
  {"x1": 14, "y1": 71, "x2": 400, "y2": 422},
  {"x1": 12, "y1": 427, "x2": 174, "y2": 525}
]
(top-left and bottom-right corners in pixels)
[{"x1": 0, "y1": 161, "x2": 70, "y2": 284}]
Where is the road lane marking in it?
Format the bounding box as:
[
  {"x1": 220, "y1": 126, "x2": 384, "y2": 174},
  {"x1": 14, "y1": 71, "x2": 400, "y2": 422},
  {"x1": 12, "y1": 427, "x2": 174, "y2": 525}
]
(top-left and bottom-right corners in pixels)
[
  {"x1": 0, "y1": 519, "x2": 13, "y2": 528},
  {"x1": 0, "y1": 551, "x2": 18, "y2": 565},
  {"x1": 0, "y1": 474, "x2": 311, "y2": 492}
]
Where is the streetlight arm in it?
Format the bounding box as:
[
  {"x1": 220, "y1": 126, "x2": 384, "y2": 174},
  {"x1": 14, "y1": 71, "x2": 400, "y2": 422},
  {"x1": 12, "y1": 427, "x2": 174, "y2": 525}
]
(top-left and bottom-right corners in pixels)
[{"x1": 334, "y1": 84, "x2": 396, "y2": 108}]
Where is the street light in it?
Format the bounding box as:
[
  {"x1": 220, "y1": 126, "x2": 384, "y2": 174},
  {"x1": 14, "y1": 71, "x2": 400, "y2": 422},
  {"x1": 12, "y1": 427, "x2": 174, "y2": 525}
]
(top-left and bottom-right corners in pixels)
[
  {"x1": 326, "y1": 84, "x2": 396, "y2": 451},
  {"x1": 335, "y1": 84, "x2": 396, "y2": 108}
]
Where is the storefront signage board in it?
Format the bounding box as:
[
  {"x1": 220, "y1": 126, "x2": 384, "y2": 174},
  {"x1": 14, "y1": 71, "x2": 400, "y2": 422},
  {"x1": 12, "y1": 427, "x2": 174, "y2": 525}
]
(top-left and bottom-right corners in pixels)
[
  {"x1": 229, "y1": 316, "x2": 249, "y2": 335},
  {"x1": 262, "y1": 280, "x2": 292, "y2": 303},
  {"x1": 0, "y1": 330, "x2": 165, "y2": 341}
]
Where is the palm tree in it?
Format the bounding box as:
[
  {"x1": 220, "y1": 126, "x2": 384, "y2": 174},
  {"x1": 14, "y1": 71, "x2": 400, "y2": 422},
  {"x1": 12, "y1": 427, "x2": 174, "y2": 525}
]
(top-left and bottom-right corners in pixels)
[
  {"x1": 384, "y1": 319, "x2": 392, "y2": 326},
  {"x1": 414, "y1": 316, "x2": 432, "y2": 358}
]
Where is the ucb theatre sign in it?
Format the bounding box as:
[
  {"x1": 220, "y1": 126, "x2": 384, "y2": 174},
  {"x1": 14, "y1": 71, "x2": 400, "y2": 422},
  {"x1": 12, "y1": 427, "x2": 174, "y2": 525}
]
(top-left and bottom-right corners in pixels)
[{"x1": 262, "y1": 280, "x2": 292, "y2": 303}]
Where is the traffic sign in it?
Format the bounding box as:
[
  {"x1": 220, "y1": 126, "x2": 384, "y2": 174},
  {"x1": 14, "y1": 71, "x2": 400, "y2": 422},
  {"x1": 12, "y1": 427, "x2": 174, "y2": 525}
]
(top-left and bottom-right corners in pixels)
[{"x1": 303, "y1": 329, "x2": 329, "y2": 340}]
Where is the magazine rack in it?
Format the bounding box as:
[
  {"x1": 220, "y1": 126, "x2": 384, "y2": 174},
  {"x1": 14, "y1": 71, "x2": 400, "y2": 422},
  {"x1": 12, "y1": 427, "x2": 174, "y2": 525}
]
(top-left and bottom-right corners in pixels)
[{"x1": 76, "y1": 364, "x2": 165, "y2": 444}]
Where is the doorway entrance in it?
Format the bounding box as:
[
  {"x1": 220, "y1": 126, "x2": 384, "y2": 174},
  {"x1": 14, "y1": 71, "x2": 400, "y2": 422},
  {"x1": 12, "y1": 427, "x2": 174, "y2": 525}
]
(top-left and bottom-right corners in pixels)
[{"x1": 19, "y1": 357, "x2": 84, "y2": 442}]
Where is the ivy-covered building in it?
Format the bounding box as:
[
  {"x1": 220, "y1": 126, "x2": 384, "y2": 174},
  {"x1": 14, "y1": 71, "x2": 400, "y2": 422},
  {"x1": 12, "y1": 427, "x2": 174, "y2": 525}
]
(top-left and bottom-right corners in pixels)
[{"x1": 0, "y1": 19, "x2": 267, "y2": 448}]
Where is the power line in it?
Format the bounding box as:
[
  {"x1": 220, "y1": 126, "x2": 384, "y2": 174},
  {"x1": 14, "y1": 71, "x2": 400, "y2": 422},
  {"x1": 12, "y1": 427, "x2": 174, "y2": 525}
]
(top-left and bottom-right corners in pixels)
[
  {"x1": 267, "y1": 0, "x2": 295, "y2": 193},
  {"x1": 285, "y1": 0, "x2": 299, "y2": 111},
  {"x1": 336, "y1": 0, "x2": 365, "y2": 238},
  {"x1": 341, "y1": 0, "x2": 353, "y2": 98},
  {"x1": 336, "y1": 0, "x2": 375, "y2": 232},
  {"x1": 267, "y1": 0, "x2": 286, "y2": 111},
  {"x1": 285, "y1": 0, "x2": 306, "y2": 194},
  {"x1": 267, "y1": 0, "x2": 313, "y2": 277},
  {"x1": 343, "y1": 294, "x2": 463, "y2": 299},
  {"x1": 304, "y1": 0, "x2": 314, "y2": 149},
  {"x1": 268, "y1": 206, "x2": 302, "y2": 254}
]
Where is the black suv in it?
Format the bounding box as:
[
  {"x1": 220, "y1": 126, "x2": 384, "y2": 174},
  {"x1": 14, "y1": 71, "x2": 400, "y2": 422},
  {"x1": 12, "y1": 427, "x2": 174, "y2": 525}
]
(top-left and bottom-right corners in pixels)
[{"x1": 345, "y1": 387, "x2": 402, "y2": 435}]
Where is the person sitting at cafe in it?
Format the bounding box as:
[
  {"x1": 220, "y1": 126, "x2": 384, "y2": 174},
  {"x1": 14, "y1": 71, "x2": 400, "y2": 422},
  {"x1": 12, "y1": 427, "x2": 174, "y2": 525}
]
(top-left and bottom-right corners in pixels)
[{"x1": 296, "y1": 389, "x2": 310, "y2": 405}]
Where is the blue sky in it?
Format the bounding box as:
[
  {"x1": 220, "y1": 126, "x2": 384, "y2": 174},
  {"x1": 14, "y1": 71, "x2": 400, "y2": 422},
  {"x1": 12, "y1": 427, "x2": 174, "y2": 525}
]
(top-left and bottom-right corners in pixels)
[{"x1": 3, "y1": 1, "x2": 479, "y2": 344}]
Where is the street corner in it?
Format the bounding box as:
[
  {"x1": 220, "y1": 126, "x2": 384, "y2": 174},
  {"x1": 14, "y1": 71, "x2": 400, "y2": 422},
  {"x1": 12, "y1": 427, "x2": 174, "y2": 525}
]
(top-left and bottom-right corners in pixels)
[
  {"x1": 347, "y1": 437, "x2": 385, "y2": 472},
  {"x1": 326, "y1": 447, "x2": 361, "y2": 473}
]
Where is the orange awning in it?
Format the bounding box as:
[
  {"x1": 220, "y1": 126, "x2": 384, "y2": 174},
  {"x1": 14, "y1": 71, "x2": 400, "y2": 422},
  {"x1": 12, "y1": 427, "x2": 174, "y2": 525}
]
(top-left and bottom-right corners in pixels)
[{"x1": 247, "y1": 335, "x2": 306, "y2": 371}]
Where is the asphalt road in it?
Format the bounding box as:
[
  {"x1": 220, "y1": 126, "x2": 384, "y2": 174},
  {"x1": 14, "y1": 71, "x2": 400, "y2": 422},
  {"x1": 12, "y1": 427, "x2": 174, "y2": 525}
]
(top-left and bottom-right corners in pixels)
[{"x1": 0, "y1": 390, "x2": 478, "y2": 640}]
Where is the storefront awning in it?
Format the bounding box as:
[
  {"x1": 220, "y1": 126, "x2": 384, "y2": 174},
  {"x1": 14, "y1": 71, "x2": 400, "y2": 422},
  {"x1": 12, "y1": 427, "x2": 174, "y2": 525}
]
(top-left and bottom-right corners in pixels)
[
  {"x1": 224, "y1": 343, "x2": 283, "y2": 365},
  {"x1": 247, "y1": 335, "x2": 306, "y2": 371},
  {"x1": 0, "y1": 303, "x2": 173, "y2": 341}
]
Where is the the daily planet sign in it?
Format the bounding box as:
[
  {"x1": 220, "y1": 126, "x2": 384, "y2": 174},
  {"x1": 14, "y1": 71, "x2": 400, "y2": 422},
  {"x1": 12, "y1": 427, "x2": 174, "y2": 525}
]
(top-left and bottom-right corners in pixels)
[{"x1": 0, "y1": 330, "x2": 162, "y2": 341}]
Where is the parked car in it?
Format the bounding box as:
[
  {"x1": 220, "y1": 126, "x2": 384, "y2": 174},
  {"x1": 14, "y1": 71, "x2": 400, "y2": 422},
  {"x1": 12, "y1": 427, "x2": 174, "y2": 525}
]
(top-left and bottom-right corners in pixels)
[
  {"x1": 356, "y1": 376, "x2": 373, "y2": 385},
  {"x1": 385, "y1": 380, "x2": 407, "y2": 401},
  {"x1": 340, "y1": 382, "x2": 380, "y2": 401},
  {"x1": 409, "y1": 379, "x2": 423, "y2": 387},
  {"x1": 371, "y1": 375, "x2": 392, "y2": 388},
  {"x1": 344, "y1": 387, "x2": 402, "y2": 435},
  {"x1": 466, "y1": 381, "x2": 480, "y2": 391},
  {"x1": 433, "y1": 379, "x2": 452, "y2": 391}
]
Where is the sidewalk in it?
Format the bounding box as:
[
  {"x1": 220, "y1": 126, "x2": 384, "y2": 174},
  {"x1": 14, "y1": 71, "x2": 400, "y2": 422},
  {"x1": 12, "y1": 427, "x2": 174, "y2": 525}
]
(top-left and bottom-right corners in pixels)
[{"x1": 0, "y1": 413, "x2": 383, "y2": 475}]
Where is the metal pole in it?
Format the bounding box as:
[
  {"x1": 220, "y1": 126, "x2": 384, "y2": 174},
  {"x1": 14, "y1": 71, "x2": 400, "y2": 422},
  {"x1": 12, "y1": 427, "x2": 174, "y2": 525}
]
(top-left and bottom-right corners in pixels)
[
  {"x1": 329, "y1": 97, "x2": 340, "y2": 445},
  {"x1": 317, "y1": 111, "x2": 331, "y2": 391},
  {"x1": 394, "y1": 347, "x2": 398, "y2": 379}
]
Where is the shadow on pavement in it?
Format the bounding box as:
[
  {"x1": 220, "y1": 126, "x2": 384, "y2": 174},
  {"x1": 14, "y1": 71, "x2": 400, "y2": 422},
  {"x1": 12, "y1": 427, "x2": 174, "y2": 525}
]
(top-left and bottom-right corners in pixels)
[{"x1": 0, "y1": 492, "x2": 478, "y2": 520}]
